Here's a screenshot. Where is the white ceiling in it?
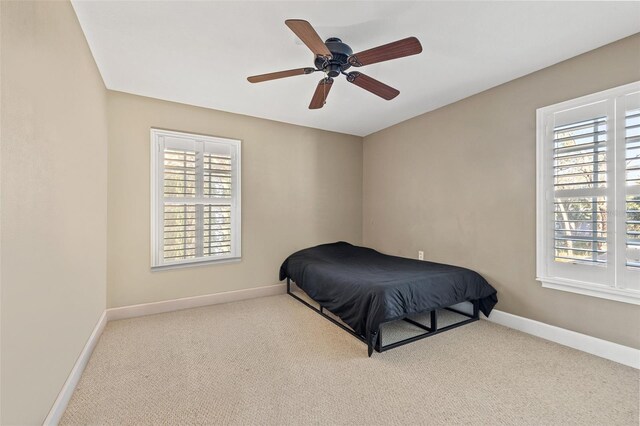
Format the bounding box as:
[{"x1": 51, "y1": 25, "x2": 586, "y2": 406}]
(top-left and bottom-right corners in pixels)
[{"x1": 72, "y1": 1, "x2": 640, "y2": 137}]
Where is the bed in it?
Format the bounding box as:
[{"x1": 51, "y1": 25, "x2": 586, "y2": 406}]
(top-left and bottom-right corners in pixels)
[{"x1": 279, "y1": 242, "x2": 498, "y2": 356}]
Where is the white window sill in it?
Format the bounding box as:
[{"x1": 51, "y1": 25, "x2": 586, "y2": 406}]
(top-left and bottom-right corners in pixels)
[
  {"x1": 537, "y1": 276, "x2": 640, "y2": 305},
  {"x1": 152, "y1": 257, "x2": 241, "y2": 272}
]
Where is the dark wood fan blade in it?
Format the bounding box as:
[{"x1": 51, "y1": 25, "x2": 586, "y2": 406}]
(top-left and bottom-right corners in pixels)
[
  {"x1": 309, "y1": 78, "x2": 333, "y2": 109},
  {"x1": 348, "y1": 37, "x2": 422, "y2": 67},
  {"x1": 247, "y1": 67, "x2": 315, "y2": 83},
  {"x1": 347, "y1": 72, "x2": 399, "y2": 100},
  {"x1": 285, "y1": 19, "x2": 332, "y2": 58}
]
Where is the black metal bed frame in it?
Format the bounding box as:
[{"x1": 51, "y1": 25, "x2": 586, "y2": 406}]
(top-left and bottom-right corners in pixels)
[{"x1": 287, "y1": 278, "x2": 480, "y2": 356}]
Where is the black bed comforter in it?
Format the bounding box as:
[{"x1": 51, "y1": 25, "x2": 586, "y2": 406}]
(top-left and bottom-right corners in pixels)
[{"x1": 279, "y1": 242, "x2": 497, "y2": 347}]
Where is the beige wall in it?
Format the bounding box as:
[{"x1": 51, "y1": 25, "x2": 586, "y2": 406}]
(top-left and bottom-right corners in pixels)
[
  {"x1": 107, "y1": 91, "x2": 362, "y2": 308},
  {"x1": 363, "y1": 34, "x2": 640, "y2": 349},
  {"x1": 0, "y1": 1, "x2": 108, "y2": 424}
]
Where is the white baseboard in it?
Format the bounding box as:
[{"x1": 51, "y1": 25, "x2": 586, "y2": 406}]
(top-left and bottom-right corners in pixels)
[
  {"x1": 484, "y1": 309, "x2": 639, "y2": 369},
  {"x1": 106, "y1": 283, "x2": 286, "y2": 321},
  {"x1": 43, "y1": 310, "x2": 107, "y2": 426}
]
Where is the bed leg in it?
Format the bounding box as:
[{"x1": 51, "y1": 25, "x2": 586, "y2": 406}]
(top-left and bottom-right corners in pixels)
[
  {"x1": 286, "y1": 277, "x2": 291, "y2": 294},
  {"x1": 430, "y1": 310, "x2": 438, "y2": 332},
  {"x1": 375, "y1": 329, "x2": 382, "y2": 352},
  {"x1": 473, "y1": 299, "x2": 479, "y2": 319},
  {"x1": 368, "y1": 330, "x2": 377, "y2": 357}
]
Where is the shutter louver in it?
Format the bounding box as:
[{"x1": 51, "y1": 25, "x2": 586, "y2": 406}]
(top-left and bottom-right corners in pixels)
[
  {"x1": 625, "y1": 108, "x2": 640, "y2": 269},
  {"x1": 164, "y1": 148, "x2": 196, "y2": 197},
  {"x1": 204, "y1": 153, "x2": 232, "y2": 198},
  {"x1": 553, "y1": 118, "x2": 608, "y2": 265},
  {"x1": 204, "y1": 204, "x2": 232, "y2": 255},
  {"x1": 163, "y1": 204, "x2": 197, "y2": 260},
  {"x1": 553, "y1": 118, "x2": 607, "y2": 190}
]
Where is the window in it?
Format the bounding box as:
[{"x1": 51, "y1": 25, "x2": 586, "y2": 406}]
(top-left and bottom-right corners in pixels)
[
  {"x1": 151, "y1": 129, "x2": 241, "y2": 269},
  {"x1": 536, "y1": 81, "x2": 640, "y2": 304}
]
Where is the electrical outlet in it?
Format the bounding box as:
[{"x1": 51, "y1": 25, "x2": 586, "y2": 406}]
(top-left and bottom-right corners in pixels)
[{"x1": 418, "y1": 250, "x2": 424, "y2": 261}]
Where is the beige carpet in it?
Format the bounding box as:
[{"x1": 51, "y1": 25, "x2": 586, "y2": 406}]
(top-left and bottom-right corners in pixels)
[{"x1": 61, "y1": 294, "x2": 639, "y2": 425}]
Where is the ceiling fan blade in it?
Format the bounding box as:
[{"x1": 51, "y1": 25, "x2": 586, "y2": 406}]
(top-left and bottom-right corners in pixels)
[
  {"x1": 347, "y1": 72, "x2": 399, "y2": 100},
  {"x1": 348, "y1": 37, "x2": 422, "y2": 67},
  {"x1": 309, "y1": 77, "x2": 333, "y2": 109},
  {"x1": 285, "y1": 19, "x2": 332, "y2": 59},
  {"x1": 247, "y1": 67, "x2": 315, "y2": 83}
]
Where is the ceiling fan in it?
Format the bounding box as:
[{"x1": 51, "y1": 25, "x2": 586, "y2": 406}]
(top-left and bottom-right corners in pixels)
[{"x1": 247, "y1": 19, "x2": 423, "y2": 109}]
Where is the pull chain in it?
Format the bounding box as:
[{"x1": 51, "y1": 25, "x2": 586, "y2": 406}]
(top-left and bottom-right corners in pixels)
[
  {"x1": 323, "y1": 78, "x2": 326, "y2": 106},
  {"x1": 323, "y1": 73, "x2": 327, "y2": 106}
]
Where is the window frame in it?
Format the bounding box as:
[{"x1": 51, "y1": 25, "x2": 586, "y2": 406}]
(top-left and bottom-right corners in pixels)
[
  {"x1": 536, "y1": 81, "x2": 640, "y2": 305},
  {"x1": 150, "y1": 128, "x2": 242, "y2": 270}
]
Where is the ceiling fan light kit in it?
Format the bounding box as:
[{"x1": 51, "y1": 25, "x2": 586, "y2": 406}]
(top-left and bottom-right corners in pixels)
[{"x1": 247, "y1": 19, "x2": 422, "y2": 109}]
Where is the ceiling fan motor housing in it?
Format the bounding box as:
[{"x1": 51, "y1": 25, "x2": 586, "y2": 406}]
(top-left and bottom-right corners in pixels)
[{"x1": 315, "y1": 37, "x2": 353, "y2": 77}]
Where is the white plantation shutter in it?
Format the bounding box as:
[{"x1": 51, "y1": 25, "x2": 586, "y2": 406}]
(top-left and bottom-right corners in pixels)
[
  {"x1": 204, "y1": 152, "x2": 232, "y2": 197},
  {"x1": 164, "y1": 204, "x2": 197, "y2": 260},
  {"x1": 151, "y1": 129, "x2": 241, "y2": 268},
  {"x1": 542, "y1": 100, "x2": 614, "y2": 287},
  {"x1": 537, "y1": 82, "x2": 640, "y2": 304},
  {"x1": 552, "y1": 116, "x2": 608, "y2": 266},
  {"x1": 625, "y1": 108, "x2": 640, "y2": 268},
  {"x1": 203, "y1": 204, "x2": 232, "y2": 256},
  {"x1": 620, "y1": 92, "x2": 640, "y2": 290},
  {"x1": 164, "y1": 148, "x2": 197, "y2": 197}
]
